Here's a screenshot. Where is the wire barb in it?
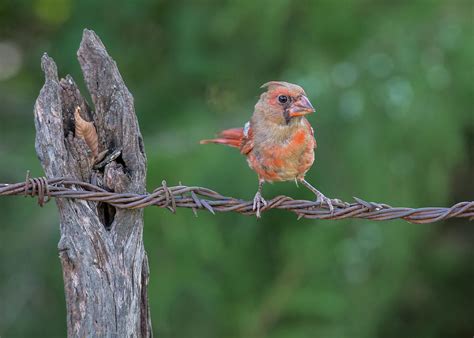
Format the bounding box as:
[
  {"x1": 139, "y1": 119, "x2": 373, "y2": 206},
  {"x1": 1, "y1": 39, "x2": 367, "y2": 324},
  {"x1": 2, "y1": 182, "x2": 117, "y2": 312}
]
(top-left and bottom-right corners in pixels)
[{"x1": 0, "y1": 175, "x2": 473, "y2": 223}]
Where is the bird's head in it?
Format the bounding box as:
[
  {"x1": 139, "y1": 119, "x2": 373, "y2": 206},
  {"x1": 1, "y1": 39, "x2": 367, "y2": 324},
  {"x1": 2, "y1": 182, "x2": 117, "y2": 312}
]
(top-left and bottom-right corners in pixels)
[{"x1": 255, "y1": 81, "x2": 315, "y2": 125}]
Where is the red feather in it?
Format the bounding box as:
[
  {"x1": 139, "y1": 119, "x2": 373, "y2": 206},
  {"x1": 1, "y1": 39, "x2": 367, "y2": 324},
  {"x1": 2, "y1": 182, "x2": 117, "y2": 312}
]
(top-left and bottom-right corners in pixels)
[{"x1": 200, "y1": 127, "x2": 244, "y2": 148}]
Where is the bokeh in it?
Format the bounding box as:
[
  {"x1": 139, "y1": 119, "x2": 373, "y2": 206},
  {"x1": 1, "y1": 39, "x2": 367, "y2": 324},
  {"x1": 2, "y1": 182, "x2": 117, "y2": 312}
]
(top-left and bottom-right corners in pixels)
[{"x1": 1, "y1": 1, "x2": 473, "y2": 337}]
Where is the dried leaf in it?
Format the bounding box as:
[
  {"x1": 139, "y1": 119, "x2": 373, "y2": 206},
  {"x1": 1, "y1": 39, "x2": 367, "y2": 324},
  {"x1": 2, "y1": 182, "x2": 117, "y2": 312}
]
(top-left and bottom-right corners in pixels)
[{"x1": 74, "y1": 106, "x2": 98, "y2": 158}]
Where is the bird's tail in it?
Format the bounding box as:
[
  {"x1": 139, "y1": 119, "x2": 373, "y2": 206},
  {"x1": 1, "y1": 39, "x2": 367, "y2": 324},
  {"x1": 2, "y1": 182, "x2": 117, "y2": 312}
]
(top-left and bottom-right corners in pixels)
[{"x1": 200, "y1": 127, "x2": 243, "y2": 148}]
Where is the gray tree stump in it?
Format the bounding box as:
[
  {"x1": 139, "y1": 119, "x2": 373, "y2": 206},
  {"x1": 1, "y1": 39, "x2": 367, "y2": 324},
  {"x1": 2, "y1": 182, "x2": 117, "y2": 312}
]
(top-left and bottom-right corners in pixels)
[{"x1": 33, "y1": 29, "x2": 152, "y2": 337}]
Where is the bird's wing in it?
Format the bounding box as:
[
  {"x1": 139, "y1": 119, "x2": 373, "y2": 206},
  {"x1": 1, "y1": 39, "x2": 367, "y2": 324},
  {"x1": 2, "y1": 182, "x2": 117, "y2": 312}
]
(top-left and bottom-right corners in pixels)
[
  {"x1": 240, "y1": 121, "x2": 254, "y2": 155},
  {"x1": 303, "y1": 118, "x2": 317, "y2": 149}
]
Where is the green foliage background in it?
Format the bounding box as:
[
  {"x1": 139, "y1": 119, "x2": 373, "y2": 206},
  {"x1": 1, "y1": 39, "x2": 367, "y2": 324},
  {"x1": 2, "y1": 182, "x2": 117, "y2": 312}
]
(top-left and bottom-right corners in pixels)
[{"x1": 0, "y1": 0, "x2": 473, "y2": 337}]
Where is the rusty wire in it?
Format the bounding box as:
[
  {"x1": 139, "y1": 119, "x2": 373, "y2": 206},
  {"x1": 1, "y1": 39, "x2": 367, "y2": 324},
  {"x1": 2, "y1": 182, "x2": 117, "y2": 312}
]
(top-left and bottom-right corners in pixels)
[{"x1": 0, "y1": 175, "x2": 473, "y2": 223}]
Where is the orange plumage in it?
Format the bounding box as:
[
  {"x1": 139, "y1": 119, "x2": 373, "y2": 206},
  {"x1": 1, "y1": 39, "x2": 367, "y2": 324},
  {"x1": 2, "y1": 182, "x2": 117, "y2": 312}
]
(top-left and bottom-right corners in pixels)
[{"x1": 201, "y1": 81, "x2": 333, "y2": 216}]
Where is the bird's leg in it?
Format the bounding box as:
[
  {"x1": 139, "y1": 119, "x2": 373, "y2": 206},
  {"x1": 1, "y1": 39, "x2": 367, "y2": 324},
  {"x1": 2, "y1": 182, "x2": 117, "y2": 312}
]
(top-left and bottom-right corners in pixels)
[
  {"x1": 300, "y1": 179, "x2": 334, "y2": 213},
  {"x1": 294, "y1": 178, "x2": 299, "y2": 187},
  {"x1": 252, "y1": 178, "x2": 267, "y2": 218}
]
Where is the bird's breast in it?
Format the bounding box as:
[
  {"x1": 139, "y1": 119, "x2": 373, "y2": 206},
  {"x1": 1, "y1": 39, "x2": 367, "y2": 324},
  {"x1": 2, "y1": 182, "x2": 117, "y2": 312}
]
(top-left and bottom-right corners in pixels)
[{"x1": 248, "y1": 126, "x2": 315, "y2": 182}]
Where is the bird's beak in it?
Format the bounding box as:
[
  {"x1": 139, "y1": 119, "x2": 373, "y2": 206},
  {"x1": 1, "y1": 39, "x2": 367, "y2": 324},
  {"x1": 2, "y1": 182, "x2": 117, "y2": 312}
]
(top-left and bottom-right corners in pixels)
[{"x1": 288, "y1": 95, "x2": 315, "y2": 117}]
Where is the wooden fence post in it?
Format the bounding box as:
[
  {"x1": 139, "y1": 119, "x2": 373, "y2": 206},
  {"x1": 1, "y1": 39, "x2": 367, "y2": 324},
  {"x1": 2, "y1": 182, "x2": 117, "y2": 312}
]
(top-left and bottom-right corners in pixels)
[{"x1": 33, "y1": 29, "x2": 152, "y2": 337}]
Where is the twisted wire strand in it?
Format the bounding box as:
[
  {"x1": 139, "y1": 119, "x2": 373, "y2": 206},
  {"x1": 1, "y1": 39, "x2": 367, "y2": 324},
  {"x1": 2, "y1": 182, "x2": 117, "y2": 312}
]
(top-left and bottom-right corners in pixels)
[{"x1": 0, "y1": 176, "x2": 473, "y2": 223}]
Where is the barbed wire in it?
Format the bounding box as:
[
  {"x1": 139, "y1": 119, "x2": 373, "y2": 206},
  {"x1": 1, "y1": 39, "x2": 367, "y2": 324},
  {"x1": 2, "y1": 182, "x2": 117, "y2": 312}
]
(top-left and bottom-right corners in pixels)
[{"x1": 0, "y1": 175, "x2": 473, "y2": 223}]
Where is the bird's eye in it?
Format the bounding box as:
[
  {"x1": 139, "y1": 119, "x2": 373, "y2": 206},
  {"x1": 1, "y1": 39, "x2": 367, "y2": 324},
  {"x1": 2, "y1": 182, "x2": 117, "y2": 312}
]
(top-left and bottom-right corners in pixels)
[{"x1": 278, "y1": 95, "x2": 288, "y2": 104}]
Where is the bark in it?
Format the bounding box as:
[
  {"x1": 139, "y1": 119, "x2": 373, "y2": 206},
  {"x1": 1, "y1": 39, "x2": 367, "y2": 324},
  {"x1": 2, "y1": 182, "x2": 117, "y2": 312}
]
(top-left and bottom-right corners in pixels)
[{"x1": 33, "y1": 29, "x2": 152, "y2": 337}]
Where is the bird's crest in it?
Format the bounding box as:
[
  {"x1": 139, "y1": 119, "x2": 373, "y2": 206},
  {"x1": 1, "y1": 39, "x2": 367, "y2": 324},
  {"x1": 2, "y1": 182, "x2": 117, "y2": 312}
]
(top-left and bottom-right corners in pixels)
[
  {"x1": 260, "y1": 81, "x2": 305, "y2": 95},
  {"x1": 260, "y1": 81, "x2": 290, "y2": 90}
]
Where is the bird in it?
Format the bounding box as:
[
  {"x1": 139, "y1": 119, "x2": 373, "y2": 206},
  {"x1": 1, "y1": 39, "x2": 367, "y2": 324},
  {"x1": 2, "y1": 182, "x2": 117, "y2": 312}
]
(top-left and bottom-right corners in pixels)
[{"x1": 200, "y1": 81, "x2": 335, "y2": 217}]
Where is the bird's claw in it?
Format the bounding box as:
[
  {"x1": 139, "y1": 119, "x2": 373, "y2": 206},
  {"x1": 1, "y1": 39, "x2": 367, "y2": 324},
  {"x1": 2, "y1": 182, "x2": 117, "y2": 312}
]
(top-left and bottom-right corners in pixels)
[
  {"x1": 315, "y1": 191, "x2": 334, "y2": 214},
  {"x1": 252, "y1": 191, "x2": 267, "y2": 218}
]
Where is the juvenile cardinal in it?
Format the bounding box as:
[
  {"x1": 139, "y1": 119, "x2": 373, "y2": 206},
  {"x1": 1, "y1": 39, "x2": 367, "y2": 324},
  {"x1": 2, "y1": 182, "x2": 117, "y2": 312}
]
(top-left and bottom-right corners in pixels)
[{"x1": 201, "y1": 81, "x2": 335, "y2": 217}]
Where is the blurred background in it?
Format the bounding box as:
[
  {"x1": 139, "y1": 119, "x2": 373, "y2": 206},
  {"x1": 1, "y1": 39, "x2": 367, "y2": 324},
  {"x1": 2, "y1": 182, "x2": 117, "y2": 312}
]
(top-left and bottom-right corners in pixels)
[{"x1": 0, "y1": 0, "x2": 473, "y2": 337}]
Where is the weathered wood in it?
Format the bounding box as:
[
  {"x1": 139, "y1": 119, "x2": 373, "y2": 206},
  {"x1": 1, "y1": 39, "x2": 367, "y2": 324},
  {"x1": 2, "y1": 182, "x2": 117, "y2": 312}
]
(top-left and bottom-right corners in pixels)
[{"x1": 34, "y1": 29, "x2": 152, "y2": 337}]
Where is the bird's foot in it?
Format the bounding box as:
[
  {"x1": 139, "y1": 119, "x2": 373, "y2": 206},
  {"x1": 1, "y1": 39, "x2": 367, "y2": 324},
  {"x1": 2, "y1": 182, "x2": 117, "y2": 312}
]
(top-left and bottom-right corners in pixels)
[
  {"x1": 252, "y1": 191, "x2": 267, "y2": 218},
  {"x1": 315, "y1": 191, "x2": 335, "y2": 214}
]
